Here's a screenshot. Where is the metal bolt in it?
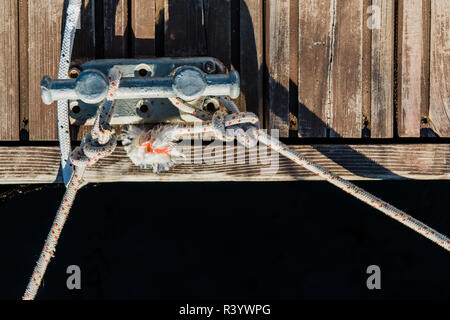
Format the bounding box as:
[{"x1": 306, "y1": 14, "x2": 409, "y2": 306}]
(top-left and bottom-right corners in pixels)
[
  {"x1": 68, "y1": 66, "x2": 81, "y2": 79},
  {"x1": 204, "y1": 61, "x2": 216, "y2": 74}
]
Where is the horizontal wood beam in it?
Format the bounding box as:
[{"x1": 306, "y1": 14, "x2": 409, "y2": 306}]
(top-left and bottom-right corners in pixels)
[{"x1": 0, "y1": 144, "x2": 448, "y2": 184}]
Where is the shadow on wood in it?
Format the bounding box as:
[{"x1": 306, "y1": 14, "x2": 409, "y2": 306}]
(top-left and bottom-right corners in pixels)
[{"x1": 60, "y1": 0, "x2": 405, "y2": 181}]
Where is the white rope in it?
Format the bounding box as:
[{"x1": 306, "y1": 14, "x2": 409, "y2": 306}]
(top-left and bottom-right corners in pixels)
[
  {"x1": 23, "y1": 68, "x2": 122, "y2": 300},
  {"x1": 57, "y1": 0, "x2": 82, "y2": 185},
  {"x1": 146, "y1": 97, "x2": 450, "y2": 252},
  {"x1": 24, "y1": 0, "x2": 448, "y2": 299}
]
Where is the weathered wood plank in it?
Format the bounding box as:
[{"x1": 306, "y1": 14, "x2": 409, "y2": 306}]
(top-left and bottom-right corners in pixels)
[
  {"x1": 371, "y1": 0, "x2": 394, "y2": 138},
  {"x1": 164, "y1": 0, "x2": 206, "y2": 56},
  {"x1": 103, "y1": 0, "x2": 129, "y2": 58},
  {"x1": 240, "y1": 0, "x2": 264, "y2": 120},
  {"x1": 0, "y1": 144, "x2": 448, "y2": 184},
  {"x1": 397, "y1": 0, "x2": 428, "y2": 137},
  {"x1": 204, "y1": 0, "x2": 231, "y2": 69},
  {"x1": 130, "y1": 0, "x2": 156, "y2": 58},
  {"x1": 329, "y1": 0, "x2": 363, "y2": 138},
  {"x1": 289, "y1": 0, "x2": 299, "y2": 134},
  {"x1": 72, "y1": 0, "x2": 96, "y2": 63},
  {"x1": 429, "y1": 0, "x2": 450, "y2": 137},
  {"x1": 155, "y1": 0, "x2": 165, "y2": 56},
  {"x1": 0, "y1": 0, "x2": 19, "y2": 141},
  {"x1": 361, "y1": 0, "x2": 372, "y2": 138},
  {"x1": 266, "y1": 0, "x2": 290, "y2": 137},
  {"x1": 26, "y1": 0, "x2": 96, "y2": 141},
  {"x1": 18, "y1": 0, "x2": 29, "y2": 140},
  {"x1": 28, "y1": 1, "x2": 64, "y2": 140},
  {"x1": 298, "y1": 0, "x2": 331, "y2": 137}
]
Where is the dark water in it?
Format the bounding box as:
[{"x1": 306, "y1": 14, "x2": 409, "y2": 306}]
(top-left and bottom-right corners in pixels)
[{"x1": 1, "y1": 181, "x2": 449, "y2": 300}]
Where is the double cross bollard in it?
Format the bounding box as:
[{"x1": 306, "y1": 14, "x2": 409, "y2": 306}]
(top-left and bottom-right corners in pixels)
[{"x1": 41, "y1": 65, "x2": 240, "y2": 105}]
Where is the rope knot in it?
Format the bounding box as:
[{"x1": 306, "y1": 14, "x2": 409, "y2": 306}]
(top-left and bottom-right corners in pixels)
[
  {"x1": 70, "y1": 67, "x2": 122, "y2": 168},
  {"x1": 212, "y1": 110, "x2": 260, "y2": 147}
]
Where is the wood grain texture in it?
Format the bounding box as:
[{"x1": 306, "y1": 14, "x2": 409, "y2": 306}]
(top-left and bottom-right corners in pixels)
[
  {"x1": 72, "y1": 0, "x2": 96, "y2": 63},
  {"x1": 240, "y1": 0, "x2": 264, "y2": 120},
  {"x1": 397, "y1": 0, "x2": 428, "y2": 137},
  {"x1": 204, "y1": 0, "x2": 231, "y2": 68},
  {"x1": 371, "y1": 0, "x2": 394, "y2": 138},
  {"x1": 329, "y1": 0, "x2": 363, "y2": 138},
  {"x1": 239, "y1": 0, "x2": 263, "y2": 119},
  {"x1": 28, "y1": 0, "x2": 64, "y2": 141},
  {"x1": 103, "y1": 0, "x2": 129, "y2": 58},
  {"x1": 361, "y1": 0, "x2": 372, "y2": 139},
  {"x1": 429, "y1": 0, "x2": 450, "y2": 137},
  {"x1": 18, "y1": 0, "x2": 29, "y2": 140},
  {"x1": 164, "y1": 0, "x2": 206, "y2": 56},
  {"x1": 289, "y1": 0, "x2": 299, "y2": 133},
  {"x1": 0, "y1": 144, "x2": 448, "y2": 184},
  {"x1": 298, "y1": 0, "x2": 332, "y2": 137},
  {"x1": 130, "y1": 0, "x2": 156, "y2": 57},
  {"x1": 266, "y1": 0, "x2": 290, "y2": 137},
  {"x1": 0, "y1": 0, "x2": 19, "y2": 141}
]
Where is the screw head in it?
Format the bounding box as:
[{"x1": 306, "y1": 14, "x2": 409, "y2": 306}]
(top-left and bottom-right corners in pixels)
[
  {"x1": 68, "y1": 66, "x2": 81, "y2": 79},
  {"x1": 204, "y1": 61, "x2": 216, "y2": 74}
]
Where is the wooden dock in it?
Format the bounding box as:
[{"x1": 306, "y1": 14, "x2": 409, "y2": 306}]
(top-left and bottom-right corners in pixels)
[{"x1": 0, "y1": 0, "x2": 449, "y2": 183}]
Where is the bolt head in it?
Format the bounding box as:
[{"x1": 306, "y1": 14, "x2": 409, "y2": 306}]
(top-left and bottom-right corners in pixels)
[
  {"x1": 172, "y1": 66, "x2": 207, "y2": 101},
  {"x1": 75, "y1": 69, "x2": 109, "y2": 104},
  {"x1": 204, "y1": 61, "x2": 216, "y2": 74}
]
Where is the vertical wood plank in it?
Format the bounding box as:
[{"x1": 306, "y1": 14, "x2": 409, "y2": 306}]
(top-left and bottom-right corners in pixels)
[
  {"x1": 204, "y1": 0, "x2": 231, "y2": 69},
  {"x1": 18, "y1": 0, "x2": 28, "y2": 141},
  {"x1": 130, "y1": 0, "x2": 156, "y2": 58},
  {"x1": 361, "y1": 0, "x2": 372, "y2": 138},
  {"x1": 240, "y1": 0, "x2": 263, "y2": 119},
  {"x1": 397, "y1": 0, "x2": 428, "y2": 137},
  {"x1": 266, "y1": 0, "x2": 290, "y2": 137},
  {"x1": 72, "y1": 0, "x2": 96, "y2": 63},
  {"x1": 429, "y1": 0, "x2": 450, "y2": 137},
  {"x1": 371, "y1": 0, "x2": 394, "y2": 138},
  {"x1": 28, "y1": 0, "x2": 96, "y2": 141},
  {"x1": 28, "y1": 1, "x2": 64, "y2": 140},
  {"x1": 0, "y1": 0, "x2": 19, "y2": 141},
  {"x1": 103, "y1": 0, "x2": 129, "y2": 58},
  {"x1": 164, "y1": 0, "x2": 206, "y2": 57},
  {"x1": 289, "y1": 0, "x2": 299, "y2": 134},
  {"x1": 155, "y1": 0, "x2": 165, "y2": 56},
  {"x1": 298, "y1": 0, "x2": 332, "y2": 137},
  {"x1": 329, "y1": 0, "x2": 363, "y2": 138}
]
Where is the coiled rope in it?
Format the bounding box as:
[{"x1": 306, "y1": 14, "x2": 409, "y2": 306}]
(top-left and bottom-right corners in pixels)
[{"x1": 23, "y1": 68, "x2": 121, "y2": 300}]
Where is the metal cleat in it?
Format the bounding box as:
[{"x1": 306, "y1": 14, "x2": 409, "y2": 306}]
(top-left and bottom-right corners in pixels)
[{"x1": 40, "y1": 57, "x2": 240, "y2": 125}]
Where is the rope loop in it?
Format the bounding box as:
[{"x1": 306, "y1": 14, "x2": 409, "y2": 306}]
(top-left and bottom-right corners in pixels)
[
  {"x1": 70, "y1": 67, "x2": 122, "y2": 168},
  {"x1": 212, "y1": 110, "x2": 260, "y2": 148}
]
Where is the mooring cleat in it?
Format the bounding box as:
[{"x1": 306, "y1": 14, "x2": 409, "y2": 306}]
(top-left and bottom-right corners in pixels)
[{"x1": 41, "y1": 58, "x2": 240, "y2": 126}]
